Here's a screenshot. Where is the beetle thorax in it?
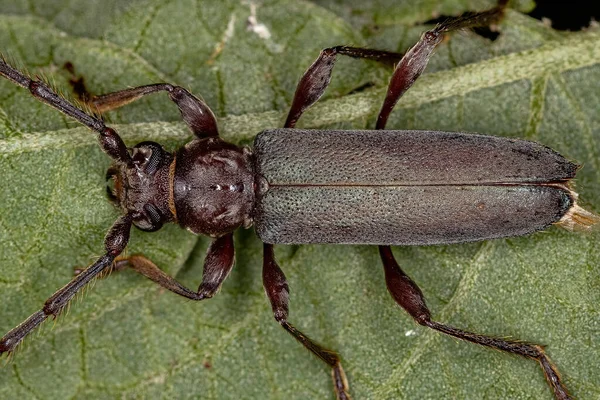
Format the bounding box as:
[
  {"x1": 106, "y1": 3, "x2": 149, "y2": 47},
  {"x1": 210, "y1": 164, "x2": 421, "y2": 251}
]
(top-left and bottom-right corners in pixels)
[{"x1": 173, "y1": 137, "x2": 255, "y2": 237}]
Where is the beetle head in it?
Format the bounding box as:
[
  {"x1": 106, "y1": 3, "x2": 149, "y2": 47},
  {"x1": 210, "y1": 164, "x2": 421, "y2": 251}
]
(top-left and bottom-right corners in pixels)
[{"x1": 107, "y1": 141, "x2": 175, "y2": 232}]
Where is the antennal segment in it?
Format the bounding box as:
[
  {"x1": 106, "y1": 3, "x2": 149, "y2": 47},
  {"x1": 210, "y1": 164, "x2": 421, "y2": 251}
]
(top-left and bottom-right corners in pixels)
[{"x1": 0, "y1": 57, "x2": 131, "y2": 164}]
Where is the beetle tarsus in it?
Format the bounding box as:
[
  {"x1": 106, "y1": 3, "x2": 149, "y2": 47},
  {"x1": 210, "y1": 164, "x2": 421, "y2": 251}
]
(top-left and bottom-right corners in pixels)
[{"x1": 332, "y1": 362, "x2": 352, "y2": 400}]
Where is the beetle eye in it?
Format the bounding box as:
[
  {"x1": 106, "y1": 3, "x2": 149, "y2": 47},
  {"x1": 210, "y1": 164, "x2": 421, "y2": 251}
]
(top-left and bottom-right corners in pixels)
[
  {"x1": 131, "y1": 141, "x2": 166, "y2": 174},
  {"x1": 134, "y1": 203, "x2": 164, "y2": 232}
]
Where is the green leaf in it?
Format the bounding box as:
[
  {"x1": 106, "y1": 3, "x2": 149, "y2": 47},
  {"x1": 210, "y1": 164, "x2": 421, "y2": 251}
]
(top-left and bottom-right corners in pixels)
[{"x1": 1, "y1": 1, "x2": 599, "y2": 399}]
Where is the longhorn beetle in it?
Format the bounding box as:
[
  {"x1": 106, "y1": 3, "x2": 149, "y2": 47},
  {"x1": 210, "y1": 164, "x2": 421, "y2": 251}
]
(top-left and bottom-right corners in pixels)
[{"x1": 0, "y1": 3, "x2": 598, "y2": 399}]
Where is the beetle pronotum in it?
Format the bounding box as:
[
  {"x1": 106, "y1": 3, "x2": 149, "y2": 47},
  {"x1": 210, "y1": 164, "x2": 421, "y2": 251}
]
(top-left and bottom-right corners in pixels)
[{"x1": 0, "y1": 2, "x2": 598, "y2": 399}]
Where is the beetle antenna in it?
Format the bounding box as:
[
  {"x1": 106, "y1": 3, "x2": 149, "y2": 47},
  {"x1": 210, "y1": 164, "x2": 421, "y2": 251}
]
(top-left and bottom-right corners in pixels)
[
  {"x1": 0, "y1": 214, "x2": 133, "y2": 357},
  {"x1": 0, "y1": 57, "x2": 131, "y2": 165}
]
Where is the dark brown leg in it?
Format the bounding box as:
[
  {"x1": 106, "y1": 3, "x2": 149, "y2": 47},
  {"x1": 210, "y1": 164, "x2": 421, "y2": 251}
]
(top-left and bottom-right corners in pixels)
[
  {"x1": 263, "y1": 244, "x2": 350, "y2": 400},
  {"x1": 110, "y1": 233, "x2": 235, "y2": 300},
  {"x1": 375, "y1": 4, "x2": 505, "y2": 129},
  {"x1": 90, "y1": 84, "x2": 218, "y2": 138},
  {"x1": 379, "y1": 247, "x2": 570, "y2": 400},
  {"x1": 0, "y1": 214, "x2": 133, "y2": 354},
  {"x1": 284, "y1": 3, "x2": 506, "y2": 129},
  {"x1": 285, "y1": 46, "x2": 404, "y2": 128},
  {"x1": 1, "y1": 230, "x2": 233, "y2": 357},
  {"x1": 368, "y1": 2, "x2": 566, "y2": 397},
  {"x1": 35, "y1": 58, "x2": 218, "y2": 139}
]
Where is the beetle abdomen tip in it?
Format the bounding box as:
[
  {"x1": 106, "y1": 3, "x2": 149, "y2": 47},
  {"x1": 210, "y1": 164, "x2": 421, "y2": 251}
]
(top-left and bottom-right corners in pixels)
[{"x1": 558, "y1": 201, "x2": 600, "y2": 232}]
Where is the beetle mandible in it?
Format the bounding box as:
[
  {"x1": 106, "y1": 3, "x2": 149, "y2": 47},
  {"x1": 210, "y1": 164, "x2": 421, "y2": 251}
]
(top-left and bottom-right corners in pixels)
[{"x1": 0, "y1": 3, "x2": 598, "y2": 399}]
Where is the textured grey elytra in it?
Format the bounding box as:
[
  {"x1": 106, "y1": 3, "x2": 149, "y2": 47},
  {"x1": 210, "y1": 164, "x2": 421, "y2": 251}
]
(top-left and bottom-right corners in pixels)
[{"x1": 253, "y1": 129, "x2": 576, "y2": 245}]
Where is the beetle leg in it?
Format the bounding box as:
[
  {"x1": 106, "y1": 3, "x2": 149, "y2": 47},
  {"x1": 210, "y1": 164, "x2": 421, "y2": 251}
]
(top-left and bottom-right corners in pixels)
[
  {"x1": 263, "y1": 243, "x2": 351, "y2": 400},
  {"x1": 375, "y1": 3, "x2": 506, "y2": 129},
  {"x1": 285, "y1": 46, "x2": 405, "y2": 128},
  {"x1": 107, "y1": 233, "x2": 235, "y2": 300},
  {"x1": 0, "y1": 214, "x2": 133, "y2": 355},
  {"x1": 93, "y1": 84, "x2": 219, "y2": 138},
  {"x1": 87, "y1": 83, "x2": 219, "y2": 138},
  {"x1": 379, "y1": 246, "x2": 571, "y2": 400},
  {"x1": 43, "y1": 59, "x2": 218, "y2": 138},
  {"x1": 285, "y1": 2, "x2": 507, "y2": 129}
]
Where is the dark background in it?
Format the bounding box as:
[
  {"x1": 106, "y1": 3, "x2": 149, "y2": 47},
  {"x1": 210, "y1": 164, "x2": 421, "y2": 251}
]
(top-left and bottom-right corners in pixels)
[{"x1": 529, "y1": 0, "x2": 600, "y2": 30}]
